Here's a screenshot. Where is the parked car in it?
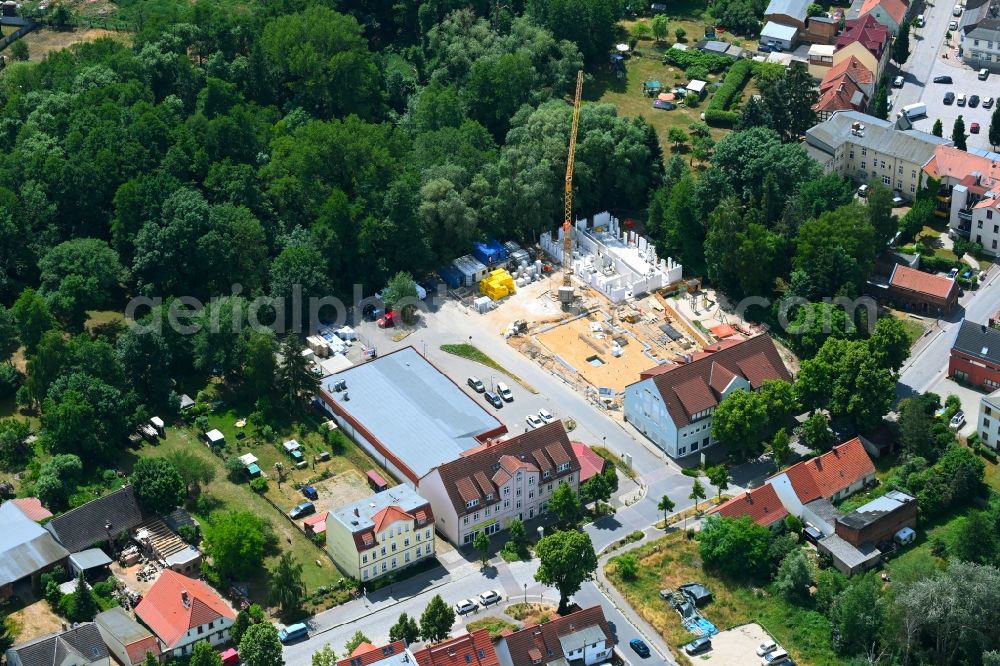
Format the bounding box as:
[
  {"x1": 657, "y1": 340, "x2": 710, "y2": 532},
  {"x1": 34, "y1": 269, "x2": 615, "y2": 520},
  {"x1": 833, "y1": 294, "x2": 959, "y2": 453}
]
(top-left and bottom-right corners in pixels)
[
  {"x1": 376, "y1": 311, "x2": 395, "y2": 328},
  {"x1": 971, "y1": 122, "x2": 981, "y2": 133},
  {"x1": 950, "y1": 411, "x2": 966, "y2": 429},
  {"x1": 278, "y1": 624, "x2": 308, "y2": 644},
  {"x1": 948, "y1": 267, "x2": 960, "y2": 279},
  {"x1": 970, "y1": 94, "x2": 980, "y2": 107},
  {"x1": 289, "y1": 502, "x2": 316, "y2": 519},
  {"x1": 949, "y1": 19, "x2": 959, "y2": 29},
  {"x1": 892, "y1": 75, "x2": 904, "y2": 87},
  {"x1": 762, "y1": 649, "x2": 789, "y2": 665},
  {"x1": 953, "y1": 4, "x2": 962, "y2": 15},
  {"x1": 980, "y1": 68, "x2": 990, "y2": 80},
  {"x1": 857, "y1": 184, "x2": 869, "y2": 197},
  {"x1": 478, "y1": 590, "x2": 502, "y2": 607},
  {"x1": 454, "y1": 599, "x2": 478, "y2": 615},
  {"x1": 758, "y1": 43, "x2": 773, "y2": 53},
  {"x1": 984, "y1": 97, "x2": 995, "y2": 108},
  {"x1": 957, "y1": 93, "x2": 967, "y2": 106},
  {"x1": 933, "y1": 75, "x2": 953, "y2": 83},
  {"x1": 915, "y1": 13, "x2": 925, "y2": 25},
  {"x1": 525, "y1": 414, "x2": 544, "y2": 429},
  {"x1": 496, "y1": 382, "x2": 514, "y2": 402},
  {"x1": 683, "y1": 637, "x2": 712, "y2": 655},
  {"x1": 629, "y1": 639, "x2": 651, "y2": 658},
  {"x1": 757, "y1": 641, "x2": 779, "y2": 656},
  {"x1": 944, "y1": 91, "x2": 955, "y2": 104},
  {"x1": 468, "y1": 377, "x2": 486, "y2": 393},
  {"x1": 538, "y1": 408, "x2": 556, "y2": 424},
  {"x1": 484, "y1": 391, "x2": 503, "y2": 409},
  {"x1": 301, "y1": 485, "x2": 318, "y2": 500}
]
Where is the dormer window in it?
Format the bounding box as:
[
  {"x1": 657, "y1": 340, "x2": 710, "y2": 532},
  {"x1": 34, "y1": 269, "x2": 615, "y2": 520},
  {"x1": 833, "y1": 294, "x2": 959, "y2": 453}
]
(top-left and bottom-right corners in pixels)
[
  {"x1": 466, "y1": 499, "x2": 479, "y2": 508},
  {"x1": 543, "y1": 470, "x2": 551, "y2": 479},
  {"x1": 557, "y1": 462, "x2": 570, "y2": 473},
  {"x1": 486, "y1": 493, "x2": 494, "y2": 501}
]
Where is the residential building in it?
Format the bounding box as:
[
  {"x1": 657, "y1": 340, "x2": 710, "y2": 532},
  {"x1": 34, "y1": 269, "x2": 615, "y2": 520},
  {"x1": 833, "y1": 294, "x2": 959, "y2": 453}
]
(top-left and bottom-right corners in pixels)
[
  {"x1": 922, "y1": 145, "x2": 1000, "y2": 239},
  {"x1": 336, "y1": 640, "x2": 414, "y2": 666},
  {"x1": 495, "y1": 606, "x2": 614, "y2": 666},
  {"x1": 813, "y1": 74, "x2": 869, "y2": 120},
  {"x1": 818, "y1": 491, "x2": 917, "y2": 575},
  {"x1": 417, "y1": 422, "x2": 580, "y2": 546},
  {"x1": 959, "y1": 0, "x2": 1000, "y2": 73},
  {"x1": 326, "y1": 486, "x2": 436, "y2": 583},
  {"x1": 712, "y1": 483, "x2": 789, "y2": 529},
  {"x1": 834, "y1": 15, "x2": 892, "y2": 79},
  {"x1": 977, "y1": 388, "x2": 1000, "y2": 450},
  {"x1": 412, "y1": 631, "x2": 499, "y2": 666},
  {"x1": 623, "y1": 335, "x2": 792, "y2": 458},
  {"x1": 5, "y1": 624, "x2": 110, "y2": 666},
  {"x1": 848, "y1": 0, "x2": 909, "y2": 34},
  {"x1": 571, "y1": 443, "x2": 608, "y2": 484},
  {"x1": 45, "y1": 485, "x2": 148, "y2": 554},
  {"x1": 318, "y1": 347, "x2": 507, "y2": 485},
  {"x1": 95, "y1": 607, "x2": 161, "y2": 666},
  {"x1": 0, "y1": 501, "x2": 69, "y2": 600},
  {"x1": 949, "y1": 320, "x2": 1000, "y2": 389},
  {"x1": 802, "y1": 15, "x2": 839, "y2": 44},
  {"x1": 11, "y1": 498, "x2": 53, "y2": 523},
  {"x1": 820, "y1": 56, "x2": 876, "y2": 98},
  {"x1": 804, "y1": 111, "x2": 950, "y2": 198},
  {"x1": 134, "y1": 570, "x2": 236, "y2": 657},
  {"x1": 807, "y1": 44, "x2": 836, "y2": 78},
  {"x1": 887, "y1": 264, "x2": 960, "y2": 313}
]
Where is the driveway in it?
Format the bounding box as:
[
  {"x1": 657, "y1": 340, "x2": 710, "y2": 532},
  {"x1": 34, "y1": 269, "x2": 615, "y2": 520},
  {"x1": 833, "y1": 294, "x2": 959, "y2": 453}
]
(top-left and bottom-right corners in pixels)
[{"x1": 892, "y1": 3, "x2": 996, "y2": 151}]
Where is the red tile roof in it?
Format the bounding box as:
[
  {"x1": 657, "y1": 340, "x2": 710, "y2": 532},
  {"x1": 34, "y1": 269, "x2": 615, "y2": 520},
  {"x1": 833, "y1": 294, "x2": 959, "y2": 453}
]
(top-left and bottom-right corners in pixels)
[
  {"x1": 710, "y1": 484, "x2": 788, "y2": 527},
  {"x1": 634, "y1": 335, "x2": 792, "y2": 429},
  {"x1": 836, "y1": 15, "x2": 890, "y2": 60},
  {"x1": 412, "y1": 630, "x2": 499, "y2": 666},
  {"x1": 859, "y1": 0, "x2": 907, "y2": 26},
  {"x1": 890, "y1": 265, "x2": 959, "y2": 301},
  {"x1": 497, "y1": 606, "x2": 613, "y2": 666},
  {"x1": 821, "y1": 56, "x2": 875, "y2": 93},
  {"x1": 124, "y1": 636, "x2": 160, "y2": 666},
  {"x1": 336, "y1": 641, "x2": 409, "y2": 666},
  {"x1": 780, "y1": 437, "x2": 876, "y2": 500},
  {"x1": 134, "y1": 570, "x2": 235, "y2": 649},
  {"x1": 571, "y1": 443, "x2": 607, "y2": 483},
  {"x1": 372, "y1": 505, "x2": 412, "y2": 533},
  {"x1": 813, "y1": 74, "x2": 868, "y2": 115},
  {"x1": 923, "y1": 145, "x2": 1000, "y2": 185},
  {"x1": 12, "y1": 497, "x2": 53, "y2": 522},
  {"x1": 432, "y1": 422, "x2": 580, "y2": 517}
]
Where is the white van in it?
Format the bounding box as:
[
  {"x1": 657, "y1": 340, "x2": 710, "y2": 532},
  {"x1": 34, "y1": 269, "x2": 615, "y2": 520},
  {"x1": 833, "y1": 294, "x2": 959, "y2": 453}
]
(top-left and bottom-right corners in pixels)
[
  {"x1": 897, "y1": 102, "x2": 927, "y2": 119},
  {"x1": 980, "y1": 68, "x2": 990, "y2": 80},
  {"x1": 895, "y1": 526, "x2": 916, "y2": 546},
  {"x1": 761, "y1": 649, "x2": 789, "y2": 666},
  {"x1": 915, "y1": 13, "x2": 925, "y2": 26}
]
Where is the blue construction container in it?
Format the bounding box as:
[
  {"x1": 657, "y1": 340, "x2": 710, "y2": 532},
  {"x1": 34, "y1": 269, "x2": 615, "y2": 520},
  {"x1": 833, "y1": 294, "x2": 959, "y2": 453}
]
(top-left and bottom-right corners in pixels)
[
  {"x1": 471, "y1": 240, "x2": 508, "y2": 266},
  {"x1": 439, "y1": 264, "x2": 463, "y2": 289}
]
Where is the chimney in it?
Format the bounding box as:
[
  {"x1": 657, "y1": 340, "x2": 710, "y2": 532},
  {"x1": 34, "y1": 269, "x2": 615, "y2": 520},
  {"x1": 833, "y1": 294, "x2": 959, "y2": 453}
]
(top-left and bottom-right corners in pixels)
[
  {"x1": 354, "y1": 508, "x2": 360, "y2": 517},
  {"x1": 984, "y1": 324, "x2": 988, "y2": 333},
  {"x1": 181, "y1": 590, "x2": 190, "y2": 607}
]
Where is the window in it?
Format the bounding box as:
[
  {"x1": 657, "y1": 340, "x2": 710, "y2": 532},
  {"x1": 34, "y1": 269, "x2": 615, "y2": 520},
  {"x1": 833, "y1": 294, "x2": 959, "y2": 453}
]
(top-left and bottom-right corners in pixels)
[
  {"x1": 463, "y1": 517, "x2": 469, "y2": 525},
  {"x1": 978, "y1": 234, "x2": 983, "y2": 243},
  {"x1": 880, "y1": 160, "x2": 886, "y2": 169},
  {"x1": 849, "y1": 150, "x2": 855, "y2": 159},
  {"x1": 198, "y1": 626, "x2": 204, "y2": 635},
  {"x1": 404, "y1": 538, "x2": 410, "y2": 546},
  {"x1": 485, "y1": 506, "x2": 491, "y2": 516},
  {"x1": 405, "y1": 552, "x2": 410, "y2": 563},
  {"x1": 391, "y1": 542, "x2": 396, "y2": 552},
  {"x1": 504, "y1": 499, "x2": 510, "y2": 508},
  {"x1": 473, "y1": 512, "x2": 480, "y2": 521},
  {"x1": 898, "y1": 164, "x2": 903, "y2": 174},
  {"x1": 691, "y1": 441, "x2": 699, "y2": 452},
  {"x1": 516, "y1": 501, "x2": 522, "y2": 509},
  {"x1": 381, "y1": 546, "x2": 386, "y2": 556},
  {"x1": 986, "y1": 417, "x2": 992, "y2": 427},
  {"x1": 882, "y1": 175, "x2": 891, "y2": 186},
  {"x1": 382, "y1": 562, "x2": 387, "y2": 572},
  {"x1": 911, "y1": 169, "x2": 917, "y2": 178},
  {"x1": 989, "y1": 210, "x2": 995, "y2": 220},
  {"x1": 993, "y1": 240, "x2": 997, "y2": 250},
  {"x1": 678, "y1": 446, "x2": 686, "y2": 455},
  {"x1": 486, "y1": 493, "x2": 494, "y2": 501},
  {"x1": 557, "y1": 462, "x2": 570, "y2": 472},
  {"x1": 466, "y1": 499, "x2": 479, "y2": 508},
  {"x1": 994, "y1": 225, "x2": 998, "y2": 233},
  {"x1": 987, "y1": 406, "x2": 993, "y2": 416},
  {"x1": 547, "y1": 483, "x2": 553, "y2": 492},
  {"x1": 862, "y1": 147, "x2": 867, "y2": 156},
  {"x1": 910, "y1": 184, "x2": 916, "y2": 193},
  {"x1": 503, "y1": 486, "x2": 510, "y2": 496},
  {"x1": 416, "y1": 532, "x2": 421, "y2": 542},
  {"x1": 391, "y1": 558, "x2": 397, "y2": 568},
  {"x1": 363, "y1": 570, "x2": 369, "y2": 580},
  {"x1": 516, "y1": 488, "x2": 521, "y2": 497},
  {"x1": 362, "y1": 554, "x2": 368, "y2": 563},
  {"x1": 542, "y1": 470, "x2": 551, "y2": 479},
  {"x1": 978, "y1": 220, "x2": 984, "y2": 229},
  {"x1": 529, "y1": 490, "x2": 535, "y2": 499},
  {"x1": 529, "y1": 477, "x2": 535, "y2": 485},
  {"x1": 425, "y1": 529, "x2": 431, "y2": 539},
  {"x1": 861, "y1": 161, "x2": 866, "y2": 170}
]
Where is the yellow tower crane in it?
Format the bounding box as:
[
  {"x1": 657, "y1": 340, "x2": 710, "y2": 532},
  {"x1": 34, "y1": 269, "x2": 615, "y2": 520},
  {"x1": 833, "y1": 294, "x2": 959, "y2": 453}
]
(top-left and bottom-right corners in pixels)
[{"x1": 558, "y1": 70, "x2": 584, "y2": 307}]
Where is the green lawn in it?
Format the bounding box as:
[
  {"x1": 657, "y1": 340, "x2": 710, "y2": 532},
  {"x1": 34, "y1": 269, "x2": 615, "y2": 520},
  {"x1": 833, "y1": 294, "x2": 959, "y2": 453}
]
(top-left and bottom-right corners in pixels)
[{"x1": 607, "y1": 533, "x2": 841, "y2": 666}]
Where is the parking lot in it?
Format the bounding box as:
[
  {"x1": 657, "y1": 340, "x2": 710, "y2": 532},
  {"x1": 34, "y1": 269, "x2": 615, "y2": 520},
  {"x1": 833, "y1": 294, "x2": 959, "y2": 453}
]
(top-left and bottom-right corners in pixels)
[
  {"x1": 892, "y1": 1, "x2": 997, "y2": 151},
  {"x1": 688, "y1": 624, "x2": 778, "y2": 665}
]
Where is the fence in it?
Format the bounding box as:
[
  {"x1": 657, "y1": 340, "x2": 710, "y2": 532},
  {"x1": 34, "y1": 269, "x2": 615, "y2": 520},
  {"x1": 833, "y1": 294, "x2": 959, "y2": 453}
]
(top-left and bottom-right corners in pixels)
[{"x1": 0, "y1": 20, "x2": 36, "y2": 53}]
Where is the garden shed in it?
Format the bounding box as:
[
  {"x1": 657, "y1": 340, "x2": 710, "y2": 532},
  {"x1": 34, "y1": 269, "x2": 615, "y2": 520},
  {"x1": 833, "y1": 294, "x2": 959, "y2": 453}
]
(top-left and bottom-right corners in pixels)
[{"x1": 205, "y1": 429, "x2": 224, "y2": 447}]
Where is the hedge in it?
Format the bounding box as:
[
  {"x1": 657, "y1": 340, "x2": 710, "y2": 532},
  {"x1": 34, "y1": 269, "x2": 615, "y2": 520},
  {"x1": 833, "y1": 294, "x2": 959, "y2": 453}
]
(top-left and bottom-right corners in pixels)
[
  {"x1": 705, "y1": 108, "x2": 739, "y2": 127},
  {"x1": 709, "y1": 59, "x2": 752, "y2": 111},
  {"x1": 662, "y1": 48, "x2": 733, "y2": 74},
  {"x1": 919, "y1": 254, "x2": 961, "y2": 272}
]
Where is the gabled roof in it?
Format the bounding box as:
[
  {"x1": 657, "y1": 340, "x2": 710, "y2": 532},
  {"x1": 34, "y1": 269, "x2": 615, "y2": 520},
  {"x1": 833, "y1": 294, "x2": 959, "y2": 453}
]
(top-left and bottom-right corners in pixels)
[
  {"x1": 336, "y1": 641, "x2": 411, "y2": 666},
  {"x1": 765, "y1": 0, "x2": 812, "y2": 20},
  {"x1": 7, "y1": 623, "x2": 108, "y2": 666},
  {"x1": 813, "y1": 75, "x2": 868, "y2": 115},
  {"x1": 632, "y1": 335, "x2": 792, "y2": 429},
  {"x1": 429, "y1": 422, "x2": 580, "y2": 517},
  {"x1": 952, "y1": 319, "x2": 1000, "y2": 363},
  {"x1": 923, "y1": 144, "x2": 1000, "y2": 185},
  {"x1": 858, "y1": 0, "x2": 908, "y2": 25},
  {"x1": 134, "y1": 570, "x2": 235, "y2": 649},
  {"x1": 372, "y1": 506, "x2": 413, "y2": 533},
  {"x1": 785, "y1": 437, "x2": 877, "y2": 500},
  {"x1": 821, "y1": 55, "x2": 875, "y2": 90},
  {"x1": 571, "y1": 443, "x2": 607, "y2": 483},
  {"x1": 710, "y1": 483, "x2": 788, "y2": 526},
  {"x1": 328, "y1": 485, "x2": 435, "y2": 553},
  {"x1": 497, "y1": 607, "x2": 612, "y2": 666},
  {"x1": 412, "y1": 630, "x2": 499, "y2": 666},
  {"x1": 94, "y1": 607, "x2": 159, "y2": 666},
  {"x1": 0, "y1": 502, "x2": 70, "y2": 588},
  {"x1": 836, "y1": 15, "x2": 891, "y2": 59},
  {"x1": 45, "y1": 485, "x2": 147, "y2": 553},
  {"x1": 889, "y1": 265, "x2": 959, "y2": 300},
  {"x1": 12, "y1": 497, "x2": 53, "y2": 522}
]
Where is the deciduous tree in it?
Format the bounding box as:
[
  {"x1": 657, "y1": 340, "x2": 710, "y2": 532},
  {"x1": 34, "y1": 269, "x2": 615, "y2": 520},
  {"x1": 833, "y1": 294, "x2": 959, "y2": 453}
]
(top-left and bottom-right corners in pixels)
[
  {"x1": 203, "y1": 511, "x2": 269, "y2": 581},
  {"x1": 657, "y1": 495, "x2": 675, "y2": 526},
  {"x1": 774, "y1": 548, "x2": 813, "y2": 603},
  {"x1": 548, "y1": 481, "x2": 581, "y2": 529},
  {"x1": 388, "y1": 613, "x2": 420, "y2": 645},
  {"x1": 269, "y1": 553, "x2": 306, "y2": 620},
  {"x1": 534, "y1": 530, "x2": 598, "y2": 614},
  {"x1": 419, "y1": 595, "x2": 455, "y2": 643},
  {"x1": 239, "y1": 622, "x2": 284, "y2": 666},
  {"x1": 697, "y1": 516, "x2": 771, "y2": 580},
  {"x1": 190, "y1": 641, "x2": 224, "y2": 666},
  {"x1": 131, "y1": 457, "x2": 185, "y2": 515}
]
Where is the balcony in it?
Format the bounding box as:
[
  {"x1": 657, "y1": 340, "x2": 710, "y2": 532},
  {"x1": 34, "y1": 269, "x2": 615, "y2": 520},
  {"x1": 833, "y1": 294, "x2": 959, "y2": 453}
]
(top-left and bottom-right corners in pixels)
[{"x1": 959, "y1": 209, "x2": 974, "y2": 222}]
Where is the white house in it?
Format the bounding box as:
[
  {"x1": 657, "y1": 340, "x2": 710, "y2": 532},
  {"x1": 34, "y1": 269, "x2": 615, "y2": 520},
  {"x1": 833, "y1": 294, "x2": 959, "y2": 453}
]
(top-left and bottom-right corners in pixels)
[{"x1": 134, "y1": 570, "x2": 235, "y2": 657}]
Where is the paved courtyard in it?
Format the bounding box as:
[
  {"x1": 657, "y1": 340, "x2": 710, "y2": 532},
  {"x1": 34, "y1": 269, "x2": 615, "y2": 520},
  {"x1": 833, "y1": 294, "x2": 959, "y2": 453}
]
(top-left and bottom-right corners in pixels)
[{"x1": 691, "y1": 623, "x2": 776, "y2": 666}]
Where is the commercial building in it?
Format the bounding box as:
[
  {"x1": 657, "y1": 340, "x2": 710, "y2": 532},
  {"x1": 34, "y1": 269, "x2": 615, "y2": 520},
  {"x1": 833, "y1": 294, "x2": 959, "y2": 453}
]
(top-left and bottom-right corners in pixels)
[
  {"x1": 958, "y1": 0, "x2": 1000, "y2": 73},
  {"x1": 539, "y1": 212, "x2": 682, "y2": 303},
  {"x1": 623, "y1": 335, "x2": 792, "y2": 459},
  {"x1": 804, "y1": 111, "x2": 951, "y2": 199},
  {"x1": 977, "y1": 388, "x2": 1000, "y2": 449},
  {"x1": 326, "y1": 485, "x2": 436, "y2": 583},
  {"x1": 0, "y1": 501, "x2": 69, "y2": 601},
  {"x1": 412, "y1": 631, "x2": 499, "y2": 666},
  {"x1": 5, "y1": 624, "x2": 110, "y2": 666},
  {"x1": 949, "y1": 319, "x2": 1000, "y2": 389},
  {"x1": 95, "y1": 607, "x2": 161, "y2": 666},
  {"x1": 495, "y1": 606, "x2": 614, "y2": 666},
  {"x1": 417, "y1": 422, "x2": 580, "y2": 546},
  {"x1": 887, "y1": 264, "x2": 960, "y2": 314},
  {"x1": 318, "y1": 347, "x2": 507, "y2": 485},
  {"x1": 134, "y1": 570, "x2": 236, "y2": 657}
]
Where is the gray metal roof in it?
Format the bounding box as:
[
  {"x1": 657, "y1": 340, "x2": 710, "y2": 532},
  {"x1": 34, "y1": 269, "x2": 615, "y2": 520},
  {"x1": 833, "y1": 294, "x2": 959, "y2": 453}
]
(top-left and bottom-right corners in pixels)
[
  {"x1": 0, "y1": 502, "x2": 69, "y2": 587},
  {"x1": 765, "y1": 0, "x2": 811, "y2": 20},
  {"x1": 820, "y1": 534, "x2": 881, "y2": 569},
  {"x1": 806, "y1": 111, "x2": 950, "y2": 166},
  {"x1": 45, "y1": 485, "x2": 147, "y2": 553},
  {"x1": 838, "y1": 490, "x2": 915, "y2": 530},
  {"x1": 69, "y1": 548, "x2": 112, "y2": 571},
  {"x1": 329, "y1": 485, "x2": 429, "y2": 535},
  {"x1": 805, "y1": 498, "x2": 843, "y2": 525},
  {"x1": 7, "y1": 623, "x2": 108, "y2": 666},
  {"x1": 952, "y1": 319, "x2": 1000, "y2": 362},
  {"x1": 95, "y1": 607, "x2": 154, "y2": 646},
  {"x1": 761, "y1": 20, "x2": 799, "y2": 40},
  {"x1": 558, "y1": 625, "x2": 607, "y2": 654},
  {"x1": 320, "y1": 347, "x2": 503, "y2": 479}
]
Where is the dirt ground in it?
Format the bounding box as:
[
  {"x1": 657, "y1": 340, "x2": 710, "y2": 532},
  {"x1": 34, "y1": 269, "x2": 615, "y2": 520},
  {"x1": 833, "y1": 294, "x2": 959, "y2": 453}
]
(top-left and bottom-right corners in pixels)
[
  {"x1": 693, "y1": 623, "x2": 775, "y2": 665},
  {"x1": 20, "y1": 27, "x2": 130, "y2": 62},
  {"x1": 8, "y1": 600, "x2": 65, "y2": 643},
  {"x1": 268, "y1": 468, "x2": 372, "y2": 520},
  {"x1": 110, "y1": 561, "x2": 158, "y2": 596}
]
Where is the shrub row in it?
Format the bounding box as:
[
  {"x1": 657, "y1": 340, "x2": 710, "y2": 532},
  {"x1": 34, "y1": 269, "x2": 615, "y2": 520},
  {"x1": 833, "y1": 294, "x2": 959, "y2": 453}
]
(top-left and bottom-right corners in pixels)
[
  {"x1": 705, "y1": 108, "x2": 739, "y2": 127},
  {"x1": 709, "y1": 59, "x2": 752, "y2": 112},
  {"x1": 920, "y1": 254, "x2": 961, "y2": 273},
  {"x1": 662, "y1": 48, "x2": 733, "y2": 74}
]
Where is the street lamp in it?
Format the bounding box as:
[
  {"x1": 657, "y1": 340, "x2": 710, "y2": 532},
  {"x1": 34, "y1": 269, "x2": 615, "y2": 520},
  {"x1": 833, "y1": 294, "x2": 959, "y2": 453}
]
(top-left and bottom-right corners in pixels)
[{"x1": 523, "y1": 582, "x2": 527, "y2": 604}]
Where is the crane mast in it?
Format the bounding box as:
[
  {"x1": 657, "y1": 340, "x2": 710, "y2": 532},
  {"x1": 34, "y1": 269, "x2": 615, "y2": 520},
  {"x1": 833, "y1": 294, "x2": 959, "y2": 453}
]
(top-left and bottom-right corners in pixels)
[{"x1": 559, "y1": 70, "x2": 584, "y2": 305}]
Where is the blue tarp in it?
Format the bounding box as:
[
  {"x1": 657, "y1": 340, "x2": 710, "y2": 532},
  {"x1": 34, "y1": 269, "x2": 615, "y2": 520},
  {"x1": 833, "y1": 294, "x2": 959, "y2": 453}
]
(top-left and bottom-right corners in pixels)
[
  {"x1": 472, "y1": 240, "x2": 508, "y2": 266},
  {"x1": 439, "y1": 265, "x2": 463, "y2": 289}
]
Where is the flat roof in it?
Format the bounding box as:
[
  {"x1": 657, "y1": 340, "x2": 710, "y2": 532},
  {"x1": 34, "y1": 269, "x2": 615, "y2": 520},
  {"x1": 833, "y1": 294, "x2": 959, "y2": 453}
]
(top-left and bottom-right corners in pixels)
[
  {"x1": 320, "y1": 347, "x2": 504, "y2": 480},
  {"x1": 69, "y1": 548, "x2": 112, "y2": 571},
  {"x1": 761, "y1": 20, "x2": 799, "y2": 40},
  {"x1": 329, "y1": 485, "x2": 428, "y2": 535}
]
